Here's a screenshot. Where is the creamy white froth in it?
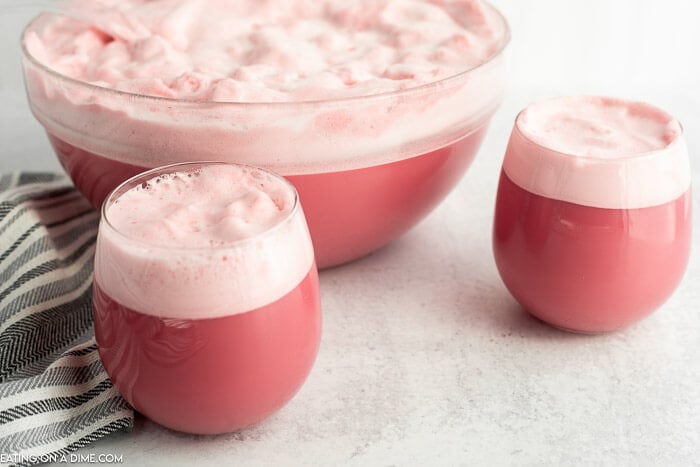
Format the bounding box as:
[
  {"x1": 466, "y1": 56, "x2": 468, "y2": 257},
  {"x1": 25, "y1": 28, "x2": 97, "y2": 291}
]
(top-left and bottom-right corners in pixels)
[
  {"x1": 503, "y1": 96, "x2": 690, "y2": 209},
  {"x1": 94, "y1": 164, "x2": 315, "y2": 319}
]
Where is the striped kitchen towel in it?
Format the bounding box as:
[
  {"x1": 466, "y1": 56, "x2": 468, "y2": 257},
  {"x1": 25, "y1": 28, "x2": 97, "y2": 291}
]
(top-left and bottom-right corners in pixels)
[{"x1": 0, "y1": 173, "x2": 133, "y2": 466}]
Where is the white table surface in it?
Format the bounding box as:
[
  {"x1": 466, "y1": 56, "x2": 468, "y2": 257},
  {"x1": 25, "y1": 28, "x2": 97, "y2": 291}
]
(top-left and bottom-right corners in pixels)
[{"x1": 1, "y1": 1, "x2": 699, "y2": 465}]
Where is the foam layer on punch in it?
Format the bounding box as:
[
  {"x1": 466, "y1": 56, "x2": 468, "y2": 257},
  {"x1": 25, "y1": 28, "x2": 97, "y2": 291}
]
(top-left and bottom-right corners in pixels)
[
  {"x1": 504, "y1": 96, "x2": 689, "y2": 209},
  {"x1": 27, "y1": 0, "x2": 505, "y2": 101},
  {"x1": 22, "y1": 0, "x2": 508, "y2": 173},
  {"x1": 94, "y1": 164, "x2": 314, "y2": 319}
]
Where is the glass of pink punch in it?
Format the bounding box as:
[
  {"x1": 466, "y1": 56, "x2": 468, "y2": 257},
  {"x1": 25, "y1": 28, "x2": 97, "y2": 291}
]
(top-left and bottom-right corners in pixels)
[
  {"x1": 493, "y1": 96, "x2": 692, "y2": 333},
  {"x1": 93, "y1": 161, "x2": 321, "y2": 434}
]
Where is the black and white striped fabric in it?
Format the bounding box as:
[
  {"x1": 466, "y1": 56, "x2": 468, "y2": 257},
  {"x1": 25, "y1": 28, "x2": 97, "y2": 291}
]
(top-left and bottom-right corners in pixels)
[{"x1": 0, "y1": 173, "x2": 133, "y2": 466}]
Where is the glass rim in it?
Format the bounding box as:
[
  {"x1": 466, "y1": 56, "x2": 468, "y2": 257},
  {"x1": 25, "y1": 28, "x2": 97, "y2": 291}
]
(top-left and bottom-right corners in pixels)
[
  {"x1": 512, "y1": 96, "x2": 686, "y2": 164},
  {"x1": 100, "y1": 161, "x2": 302, "y2": 252},
  {"x1": 20, "y1": 1, "x2": 510, "y2": 108}
]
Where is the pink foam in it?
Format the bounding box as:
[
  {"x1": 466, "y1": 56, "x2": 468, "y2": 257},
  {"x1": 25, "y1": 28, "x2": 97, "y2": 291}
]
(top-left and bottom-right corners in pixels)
[
  {"x1": 504, "y1": 96, "x2": 690, "y2": 209},
  {"x1": 94, "y1": 164, "x2": 314, "y2": 319},
  {"x1": 28, "y1": 0, "x2": 505, "y2": 102},
  {"x1": 106, "y1": 165, "x2": 294, "y2": 248},
  {"x1": 22, "y1": 1, "x2": 508, "y2": 175}
]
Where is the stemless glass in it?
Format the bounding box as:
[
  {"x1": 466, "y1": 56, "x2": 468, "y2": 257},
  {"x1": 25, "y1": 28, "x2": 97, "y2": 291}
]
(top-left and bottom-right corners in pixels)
[
  {"x1": 93, "y1": 162, "x2": 321, "y2": 434},
  {"x1": 493, "y1": 97, "x2": 692, "y2": 333}
]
